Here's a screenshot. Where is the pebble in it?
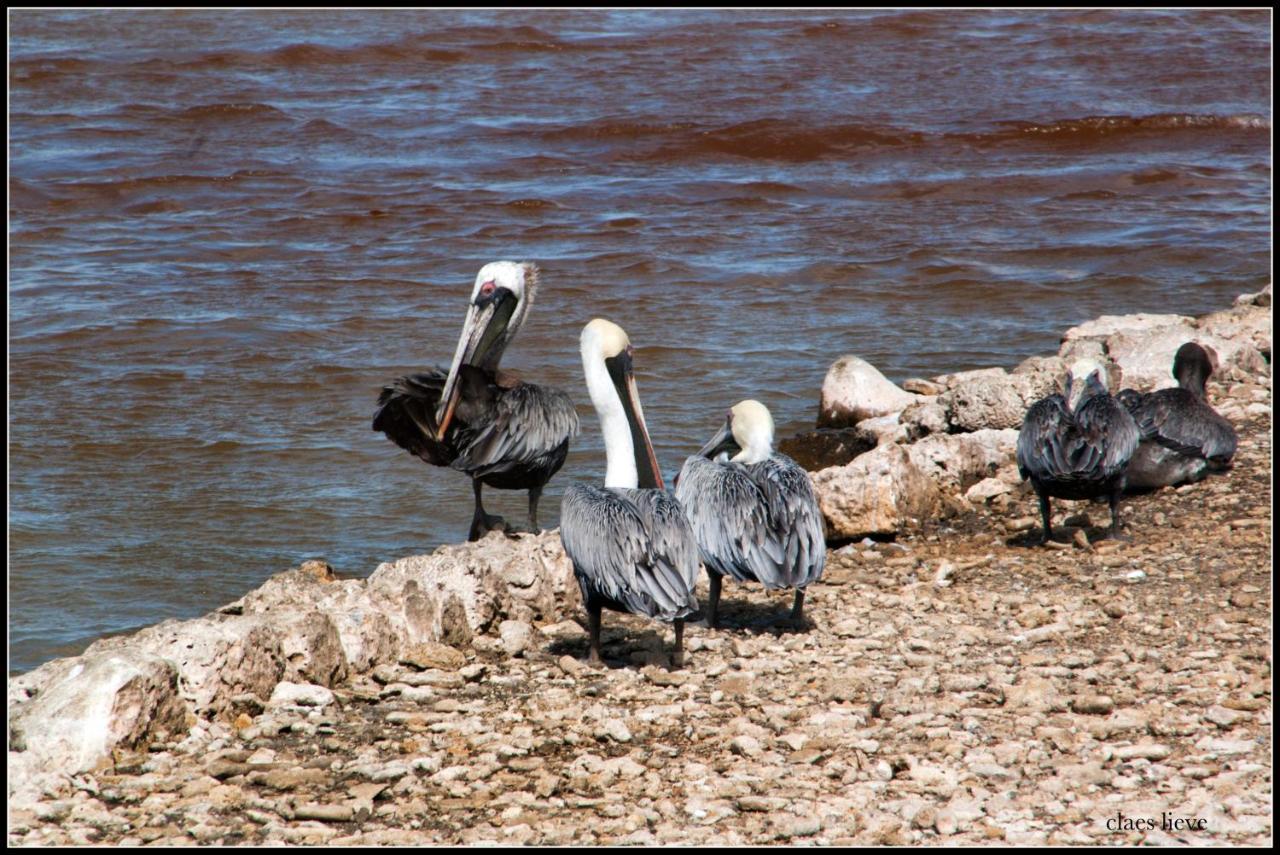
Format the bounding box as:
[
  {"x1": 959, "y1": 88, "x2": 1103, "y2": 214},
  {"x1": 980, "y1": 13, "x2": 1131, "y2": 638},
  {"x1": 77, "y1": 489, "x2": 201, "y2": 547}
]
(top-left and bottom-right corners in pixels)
[
  {"x1": 267, "y1": 682, "x2": 335, "y2": 709},
  {"x1": 499, "y1": 620, "x2": 536, "y2": 657},
  {"x1": 601, "y1": 719, "x2": 632, "y2": 744},
  {"x1": 1070, "y1": 695, "x2": 1115, "y2": 715}
]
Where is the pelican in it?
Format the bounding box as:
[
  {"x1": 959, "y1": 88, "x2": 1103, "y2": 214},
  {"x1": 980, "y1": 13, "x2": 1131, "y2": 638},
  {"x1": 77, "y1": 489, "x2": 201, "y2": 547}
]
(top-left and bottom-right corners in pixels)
[
  {"x1": 559, "y1": 319, "x2": 699, "y2": 667},
  {"x1": 373, "y1": 262, "x2": 579, "y2": 541},
  {"x1": 674, "y1": 400, "x2": 826, "y2": 628},
  {"x1": 1115, "y1": 342, "x2": 1237, "y2": 490},
  {"x1": 1016, "y1": 358, "x2": 1140, "y2": 544}
]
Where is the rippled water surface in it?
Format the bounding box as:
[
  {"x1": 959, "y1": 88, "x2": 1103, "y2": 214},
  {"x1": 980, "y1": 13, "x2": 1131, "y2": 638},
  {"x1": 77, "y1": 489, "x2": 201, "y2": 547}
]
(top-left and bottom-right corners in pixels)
[{"x1": 9, "y1": 10, "x2": 1271, "y2": 673}]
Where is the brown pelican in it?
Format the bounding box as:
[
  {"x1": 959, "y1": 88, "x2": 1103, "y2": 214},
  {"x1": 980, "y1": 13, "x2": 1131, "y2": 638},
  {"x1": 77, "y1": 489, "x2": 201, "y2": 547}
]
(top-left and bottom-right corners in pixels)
[
  {"x1": 1115, "y1": 342, "x2": 1238, "y2": 490},
  {"x1": 1016, "y1": 358, "x2": 1140, "y2": 544},
  {"x1": 373, "y1": 262, "x2": 579, "y2": 541},
  {"x1": 674, "y1": 400, "x2": 826, "y2": 628},
  {"x1": 559, "y1": 319, "x2": 699, "y2": 667}
]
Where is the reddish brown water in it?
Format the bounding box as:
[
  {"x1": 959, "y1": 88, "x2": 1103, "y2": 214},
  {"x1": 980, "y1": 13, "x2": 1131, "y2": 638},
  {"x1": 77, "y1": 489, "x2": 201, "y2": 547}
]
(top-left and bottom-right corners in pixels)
[{"x1": 9, "y1": 10, "x2": 1271, "y2": 673}]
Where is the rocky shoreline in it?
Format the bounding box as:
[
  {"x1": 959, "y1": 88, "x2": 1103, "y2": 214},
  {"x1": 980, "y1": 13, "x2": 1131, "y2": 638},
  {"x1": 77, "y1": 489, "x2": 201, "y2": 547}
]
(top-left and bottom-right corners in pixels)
[{"x1": 8, "y1": 286, "x2": 1272, "y2": 846}]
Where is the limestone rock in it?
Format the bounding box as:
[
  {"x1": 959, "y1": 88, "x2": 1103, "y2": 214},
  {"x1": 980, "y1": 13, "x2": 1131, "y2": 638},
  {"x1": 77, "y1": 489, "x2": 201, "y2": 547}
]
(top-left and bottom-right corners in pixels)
[
  {"x1": 812, "y1": 444, "x2": 940, "y2": 538},
  {"x1": 854, "y1": 412, "x2": 906, "y2": 446},
  {"x1": 1060, "y1": 313, "x2": 1267, "y2": 391},
  {"x1": 939, "y1": 370, "x2": 1034, "y2": 432},
  {"x1": 369, "y1": 531, "x2": 578, "y2": 645},
  {"x1": 268, "y1": 681, "x2": 335, "y2": 708},
  {"x1": 9, "y1": 651, "x2": 187, "y2": 796},
  {"x1": 818, "y1": 356, "x2": 917, "y2": 427},
  {"x1": 906, "y1": 429, "x2": 1020, "y2": 494},
  {"x1": 900, "y1": 398, "x2": 947, "y2": 441}
]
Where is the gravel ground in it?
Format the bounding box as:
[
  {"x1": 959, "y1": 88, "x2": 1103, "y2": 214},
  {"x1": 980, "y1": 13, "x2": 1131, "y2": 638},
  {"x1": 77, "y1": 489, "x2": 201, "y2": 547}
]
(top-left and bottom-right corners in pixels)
[{"x1": 8, "y1": 405, "x2": 1270, "y2": 846}]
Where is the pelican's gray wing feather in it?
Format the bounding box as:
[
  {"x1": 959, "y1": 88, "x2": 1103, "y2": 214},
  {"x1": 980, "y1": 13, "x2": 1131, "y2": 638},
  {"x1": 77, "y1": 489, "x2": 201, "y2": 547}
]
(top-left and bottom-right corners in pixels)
[
  {"x1": 560, "y1": 485, "x2": 698, "y2": 621},
  {"x1": 453, "y1": 382, "x2": 579, "y2": 478},
  {"x1": 1017, "y1": 394, "x2": 1073, "y2": 481},
  {"x1": 1125, "y1": 389, "x2": 1237, "y2": 466},
  {"x1": 1076, "y1": 395, "x2": 1139, "y2": 478},
  {"x1": 675, "y1": 454, "x2": 826, "y2": 590}
]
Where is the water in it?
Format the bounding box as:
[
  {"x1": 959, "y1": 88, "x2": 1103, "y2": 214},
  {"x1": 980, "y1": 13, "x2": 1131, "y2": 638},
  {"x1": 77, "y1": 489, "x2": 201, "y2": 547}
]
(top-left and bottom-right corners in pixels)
[{"x1": 8, "y1": 9, "x2": 1271, "y2": 674}]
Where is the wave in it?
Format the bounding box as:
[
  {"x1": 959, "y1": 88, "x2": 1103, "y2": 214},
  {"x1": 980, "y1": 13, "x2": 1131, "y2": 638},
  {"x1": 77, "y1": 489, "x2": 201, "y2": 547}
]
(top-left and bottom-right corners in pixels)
[
  {"x1": 976, "y1": 112, "x2": 1271, "y2": 145},
  {"x1": 529, "y1": 112, "x2": 1269, "y2": 163}
]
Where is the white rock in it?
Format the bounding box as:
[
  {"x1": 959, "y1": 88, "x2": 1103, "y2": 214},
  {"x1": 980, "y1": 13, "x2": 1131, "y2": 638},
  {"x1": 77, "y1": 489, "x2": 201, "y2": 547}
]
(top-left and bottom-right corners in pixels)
[
  {"x1": 818, "y1": 355, "x2": 918, "y2": 427},
  {"x1": 499, "y1": 620, "x2": 536, "y2": 658},
  {"x1": 812, "y1": 444, "x2": 940, "y2": 538},
  {"x1": 906, "y1": 429, "x2": 1020, "y2": 493},
  {"x1": 268, "y1": 681, "x2": 335, "y2": 708},
  {"x1": 8, "y1": 651, "x2": 187, "y2": 808},
  {"x1": 965, "y1": 477, "x2": 1012, "y2": 502}
]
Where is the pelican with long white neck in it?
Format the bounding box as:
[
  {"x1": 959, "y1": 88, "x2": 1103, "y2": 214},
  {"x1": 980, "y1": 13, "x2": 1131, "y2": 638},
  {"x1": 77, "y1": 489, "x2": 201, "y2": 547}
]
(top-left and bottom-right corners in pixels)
[
  {"x1": 674, "y1": 400, "x2": 826, "y2": 628},
  {"x1": 373, "y1": 261, "x2": 579, "y2": 541},
  {"x1": 559, "y1": 319, "x2": 699, "y2": 667}
]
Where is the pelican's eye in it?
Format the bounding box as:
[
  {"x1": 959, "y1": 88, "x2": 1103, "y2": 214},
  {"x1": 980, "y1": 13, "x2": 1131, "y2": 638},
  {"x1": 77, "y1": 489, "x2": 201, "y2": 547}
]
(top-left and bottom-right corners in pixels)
[{"x1": 478, "y1": 280, "x2": 497, "y2": 301}]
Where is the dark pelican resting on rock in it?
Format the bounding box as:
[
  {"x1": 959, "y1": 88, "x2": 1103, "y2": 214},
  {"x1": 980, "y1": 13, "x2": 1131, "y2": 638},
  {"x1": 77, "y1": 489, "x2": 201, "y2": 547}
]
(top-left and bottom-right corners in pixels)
[
  {"x1": 1115, "y1": 342, "x2": 1238, "y2": 490},
  {"x1": 373, "y1": 261, "x2": 579, "y2": 541},
  {"x1": 674, "y1": 400, "x2": 826, "y2": 629},
  {"x1": 1016, "y1": 358, "x2": 1140, "y2": 544},
  {"x1": 559, "y1": 319, "x2": 699, "y2": 667}
]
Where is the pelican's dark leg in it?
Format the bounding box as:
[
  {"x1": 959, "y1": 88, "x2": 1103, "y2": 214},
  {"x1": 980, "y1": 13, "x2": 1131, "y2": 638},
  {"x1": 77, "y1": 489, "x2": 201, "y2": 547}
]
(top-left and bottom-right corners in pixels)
[
  {"x1": 586, "y1": 603, "x2": 604, "y2": 666},
  {"x1": 1035, "y1": 488, "x2": 1053, "y2": 545},
  {"x1": 671, "y1": 618, "x2": 685, "y2": 670},
  {"x1": 789, "y1": 589, "x2": 806, "y2": 626},
  {"x1": 527, "y1": 485, "x2": 543, "y2": 532},
  {"x1": 468, "y1": 479, "x2": 506, "y2": 542},
  {"x1": 706, "y1": 572, "x2": 723, "y2": 629},
  {"x1": 1106, "y1": 489, "x2": 1129, "y2": 541}
]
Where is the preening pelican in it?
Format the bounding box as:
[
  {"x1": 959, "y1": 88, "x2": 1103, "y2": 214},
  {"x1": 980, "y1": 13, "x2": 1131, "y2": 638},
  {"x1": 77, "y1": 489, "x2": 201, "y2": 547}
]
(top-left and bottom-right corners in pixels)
[
  {"x1": 559, "y1": 319, "x2": 699, "y2": 667},
  {"x1": 1115, "y1": 342, "x2": 1237, "y2": 490},
  {"x1": 675, "y1": 400, "x2": 825, "y2": 628},
  {"x1": 1017, "y1": 358, "x2": 1140, "y2": 544},
  {"x1": 373, "y1": 262, "x2": 579, "y2": 541}
]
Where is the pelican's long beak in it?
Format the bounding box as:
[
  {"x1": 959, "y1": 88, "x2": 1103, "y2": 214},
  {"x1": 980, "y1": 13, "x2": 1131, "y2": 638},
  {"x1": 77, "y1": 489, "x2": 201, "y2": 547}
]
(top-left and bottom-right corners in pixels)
[
  {"x1": 696, "y1": 417, "x2": 739, "y2": 461},
  {"x1": 435, "y1": 289, "x2": 517, "y2": 439},
  {"x1": 607, "y1": 346, "x2": 664, "y2": 490}
]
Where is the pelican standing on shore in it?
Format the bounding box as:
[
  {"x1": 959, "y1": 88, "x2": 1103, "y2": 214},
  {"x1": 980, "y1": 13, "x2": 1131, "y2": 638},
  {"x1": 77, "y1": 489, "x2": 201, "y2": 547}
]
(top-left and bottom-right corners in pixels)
[
  {"x1": 1115, "y1": 342, "x2": 1237, "y2": 490},
  {"x1": 675, "y1": 400, "x2": 825, "y2": 628},
  {"x1": 559, "y1": 319, "x2": 699, "y2": 667},
  {"x1": 1016, "y1": 358, "x2": 1140, "y2": 544},
  {"x1": 373, "y1": 262, "x2": 579, "y2": 541}
]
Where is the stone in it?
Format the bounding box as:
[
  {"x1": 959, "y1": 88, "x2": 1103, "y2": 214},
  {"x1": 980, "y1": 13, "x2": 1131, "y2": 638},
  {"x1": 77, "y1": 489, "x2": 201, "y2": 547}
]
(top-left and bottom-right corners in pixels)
[
  {"x1": 812, "y1": 444, "x2": 940, "y2": 538},
  {"x1": 1070, "y1": 695, "x2": 1115, "y2": 715},
  {"x1": 498, "y1": 621, "x2": 536, "y2": 658},
  {"x1": 855, "y1": 412, "x2": 907, "y2": 446},
  {"x1": 399, "y1": 642, "x2": 466, "y2": 672},
  {"x1": 906, "y1": 429, "x2": 1020, "y2": 494},
  {"x1": 965, "y1": 477, "x2": 1011, "y2": 503},
  {"x1": 900, "y1": 399, "x2": 948, "y2": 441},
  {"x1": 9, "y1": 651, "x2": 187, "y2": 803},
  {"x1": 940, "y1": 370, "x2": 1038, "y2": 432},
  {"x1": 267, "y1": 681, "x2": 335, "y2": 709},
  {"x1": 818, "y1": 355, "x2": 918, "y2": 427}
]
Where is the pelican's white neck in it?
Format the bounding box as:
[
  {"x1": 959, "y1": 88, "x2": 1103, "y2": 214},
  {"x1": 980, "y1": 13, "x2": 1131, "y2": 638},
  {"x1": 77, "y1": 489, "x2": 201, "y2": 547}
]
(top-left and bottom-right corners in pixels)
[
  {"x1": 582, "y1": 328, "x2": 638, "y2": 489},
  {"x1": 731, "y1": 437, "x2": 773, "y2": 466}
]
